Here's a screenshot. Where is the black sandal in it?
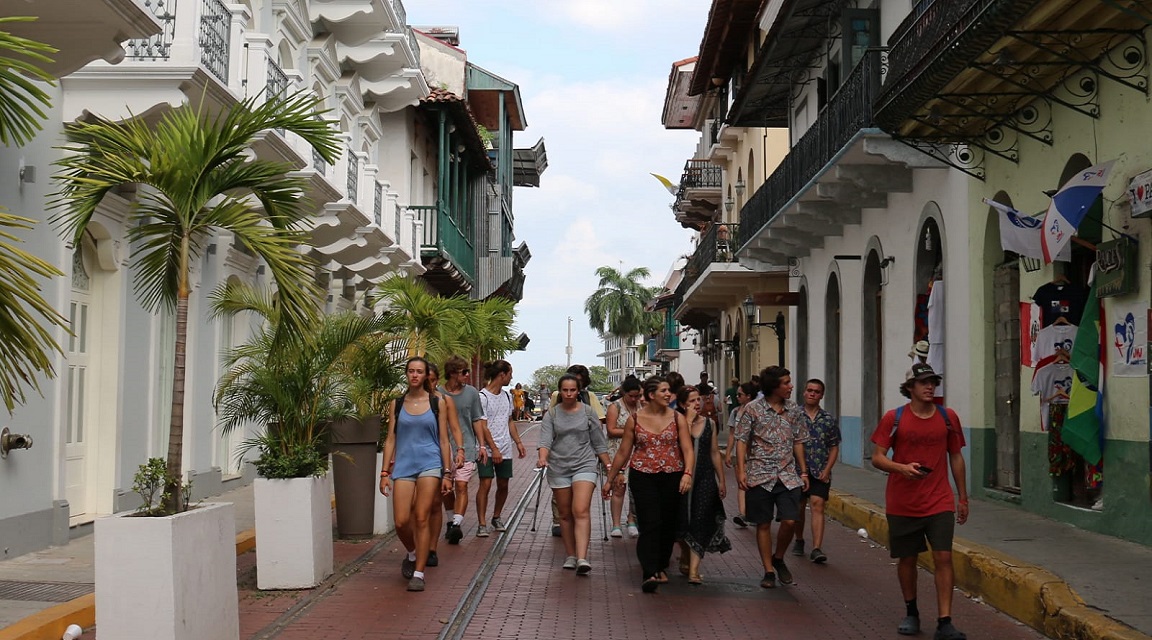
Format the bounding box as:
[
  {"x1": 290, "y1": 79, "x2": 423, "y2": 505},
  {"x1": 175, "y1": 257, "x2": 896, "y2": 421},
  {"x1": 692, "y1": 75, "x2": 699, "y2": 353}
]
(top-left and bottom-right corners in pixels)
[{"x1": 641, "y1": 576, "x2": 659, "y2": 593}]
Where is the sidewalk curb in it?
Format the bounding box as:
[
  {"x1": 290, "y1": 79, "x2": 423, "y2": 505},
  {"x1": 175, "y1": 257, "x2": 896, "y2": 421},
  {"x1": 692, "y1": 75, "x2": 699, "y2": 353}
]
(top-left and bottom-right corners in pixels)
[
  {"x1": 828, "y1": 491, "x2": 1150, "y2": 640},
  {"x1": 0, "y1": 529, "x2": 258, "y2": 640}
]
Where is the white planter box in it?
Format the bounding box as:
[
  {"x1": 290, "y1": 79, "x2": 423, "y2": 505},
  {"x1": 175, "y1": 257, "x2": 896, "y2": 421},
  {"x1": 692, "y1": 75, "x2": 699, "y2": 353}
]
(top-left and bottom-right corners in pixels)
[
  {"x1": 373, "y1": 452, "x2": 395, "y2": 535},
  {"x1": 254, "y1": 475, "x2": 334, "y2": 589},
  {"x1": 95, "y1": 501, "x2": 239, "y2": 640}
]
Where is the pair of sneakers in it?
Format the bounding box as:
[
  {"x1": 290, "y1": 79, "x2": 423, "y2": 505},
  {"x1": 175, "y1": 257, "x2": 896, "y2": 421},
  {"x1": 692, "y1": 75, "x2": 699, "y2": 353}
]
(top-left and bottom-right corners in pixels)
[
  {"x1": 900, "y1": 616, "x2": 966, "y2": 640},
  {"x1": 476, "y1": 516, "x2": 507, "y2": 538},
  {"x1": 561, "y1": 556, "x2": 592, "y2": 575},
  {"x1": 793, "y1": 539, "x2": 828, "y2": 563}
]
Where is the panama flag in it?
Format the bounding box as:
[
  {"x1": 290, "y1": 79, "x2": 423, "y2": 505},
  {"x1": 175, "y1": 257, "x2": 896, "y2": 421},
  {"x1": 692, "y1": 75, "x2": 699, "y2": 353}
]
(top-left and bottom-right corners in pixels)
[{"x1": 1041, "y1": 160, "x2": 1115, "y2": 263}]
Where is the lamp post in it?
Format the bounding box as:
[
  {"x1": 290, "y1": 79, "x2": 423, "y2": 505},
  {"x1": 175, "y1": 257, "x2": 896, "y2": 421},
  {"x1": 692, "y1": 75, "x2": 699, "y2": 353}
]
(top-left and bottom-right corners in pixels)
[{"x1": 743, "y1": 295, "x2": 785, "y2": 367}]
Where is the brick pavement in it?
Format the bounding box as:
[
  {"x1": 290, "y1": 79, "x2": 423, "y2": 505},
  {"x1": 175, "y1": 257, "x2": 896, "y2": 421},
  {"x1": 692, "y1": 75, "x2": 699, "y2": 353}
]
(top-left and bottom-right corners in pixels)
[
  {"x1": 82, "y1": 423, "x2": 1051, "y2": 639},
  {"x1": 250, "y1": 424, "x2": 1046, "y2": 640}
]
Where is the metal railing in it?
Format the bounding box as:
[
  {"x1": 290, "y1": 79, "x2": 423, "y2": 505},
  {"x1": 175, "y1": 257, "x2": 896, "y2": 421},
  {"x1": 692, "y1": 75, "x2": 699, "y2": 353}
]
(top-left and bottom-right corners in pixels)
[
  {"x1": 346, "y1": 150, "x2": 358, "y2": 204},
  {"x1": 709, "y1": 117, "x2": 723, "y2": 148},
  {"x1": 127, "y1": 0, "x2": 177, "y2": 59},
  {"x1": 392, "y1": 0, "x2": 407, "y2": 29},
  {"x1": 374, "y1": 184, "x2": 383, "y2": 227},
  {"x1": 738, "y1": 51, "x2": 881, "y2": 249},
  {"x1": 682, "y1": 223, "x2": 740, "y2": 293},
  {"x1": 394, "y1": 201, "x2": 403, "y2": 241},
  {"x1": 266, "y1": 59, "x2": 288, "y2": 100},
  {"x1": 313, "y1": 147, "x2": 327, "y2": 177},
  {"x1": 409, "y1": 204, "x2": 475, "y2": 280},
  {"x1": 199, "y1": 0, "x2": 230, "y2": 83},
  {"x1": 679, "y1": 159, "x2": 722, "y2": 190},
  {"x1": 408, "y1": 27, "x2": 421, "y2": 68}
]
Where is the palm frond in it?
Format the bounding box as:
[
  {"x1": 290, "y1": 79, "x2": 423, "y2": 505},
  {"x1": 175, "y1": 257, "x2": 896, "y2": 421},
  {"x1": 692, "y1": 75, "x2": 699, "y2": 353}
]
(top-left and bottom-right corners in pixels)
[{"x1": 0, "y1": 18, "x2": 55, "y2": 146}]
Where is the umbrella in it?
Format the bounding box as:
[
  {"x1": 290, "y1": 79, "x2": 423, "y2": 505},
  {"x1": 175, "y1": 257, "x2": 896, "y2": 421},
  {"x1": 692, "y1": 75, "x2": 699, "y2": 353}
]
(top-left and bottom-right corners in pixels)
[{"x1": 1041, "y1": 160, "x2": 1115, "y2": 263}]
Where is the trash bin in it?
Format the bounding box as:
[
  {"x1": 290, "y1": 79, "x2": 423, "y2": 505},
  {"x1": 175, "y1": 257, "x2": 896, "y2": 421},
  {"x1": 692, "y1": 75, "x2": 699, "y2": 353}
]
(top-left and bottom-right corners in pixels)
[{"x1": 330, "y1": 417, "x2": 381, "y2": 539}]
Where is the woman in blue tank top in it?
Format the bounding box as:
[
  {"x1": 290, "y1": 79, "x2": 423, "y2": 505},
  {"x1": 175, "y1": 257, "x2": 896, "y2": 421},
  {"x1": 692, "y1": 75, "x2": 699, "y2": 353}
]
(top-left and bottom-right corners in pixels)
[{"x1": 380, "y1": 357, "x2": 453, "y2": 592}]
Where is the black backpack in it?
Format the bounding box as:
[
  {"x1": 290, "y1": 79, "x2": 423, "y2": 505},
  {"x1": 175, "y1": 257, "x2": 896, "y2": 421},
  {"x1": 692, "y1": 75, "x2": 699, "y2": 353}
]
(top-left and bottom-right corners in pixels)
[{"x1": 891, "y1": 404, "x2": 953, "y2": 440}]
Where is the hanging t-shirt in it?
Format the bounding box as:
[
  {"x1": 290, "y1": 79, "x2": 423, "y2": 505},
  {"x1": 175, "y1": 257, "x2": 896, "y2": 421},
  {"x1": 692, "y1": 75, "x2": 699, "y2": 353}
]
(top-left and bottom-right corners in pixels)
[
  {"x1": 1032, "y1": 282, "x2": 1088, "y2": 327},
  {"x1": 1033, "y1": 324, "x2": 1078, "y2": 364},
  {"x1": 1031, "y1": 362, "x2": 1072, "y2": 432}
]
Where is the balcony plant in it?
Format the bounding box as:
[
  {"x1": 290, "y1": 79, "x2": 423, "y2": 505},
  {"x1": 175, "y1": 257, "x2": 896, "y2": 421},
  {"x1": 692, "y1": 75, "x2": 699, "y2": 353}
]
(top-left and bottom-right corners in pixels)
[{"x1": 51, "y1": 93, "x2": 339, "y2": 635}]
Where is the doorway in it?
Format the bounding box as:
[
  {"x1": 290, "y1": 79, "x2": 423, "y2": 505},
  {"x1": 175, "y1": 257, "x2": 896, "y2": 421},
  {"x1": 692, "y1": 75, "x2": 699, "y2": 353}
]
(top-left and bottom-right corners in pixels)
[
  {"x1": 861, "y1": 251, "x2": 884, "y2": 460},
  {"x1": 825, "y1": 274, "x2": 841, "y2": 419}
]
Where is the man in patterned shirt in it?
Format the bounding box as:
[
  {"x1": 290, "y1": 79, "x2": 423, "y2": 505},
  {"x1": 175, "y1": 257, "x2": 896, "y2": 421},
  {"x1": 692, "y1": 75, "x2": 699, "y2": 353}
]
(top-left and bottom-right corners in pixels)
[
  {"x1": 792, "y1": 378, "x2": 840, "y2": 563},
  {"x1": 735, "y1": 365, "x2": 809, "y2": 589}
]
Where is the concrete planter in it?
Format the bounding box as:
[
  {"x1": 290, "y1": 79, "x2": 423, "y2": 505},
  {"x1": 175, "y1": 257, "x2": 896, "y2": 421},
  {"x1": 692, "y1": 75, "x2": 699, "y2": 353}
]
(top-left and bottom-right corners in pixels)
[
  {"x1": 254, "y1": 474, "x2": 334, "y2": 589},
  {"x1": 330, "y1": 417, "x2": 381, "y2": 538},
  {"x1": 373, "y1": 452, "x2": 395, "y2": 535},
  {"x1": 95, "y1": 501, "x2": 239, "y2": 640}
]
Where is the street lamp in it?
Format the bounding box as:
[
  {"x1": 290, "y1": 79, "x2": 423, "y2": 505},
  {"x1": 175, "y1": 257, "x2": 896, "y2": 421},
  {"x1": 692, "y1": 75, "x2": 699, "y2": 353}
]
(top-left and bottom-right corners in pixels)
[
  {"x1": 743, "y1": 295, "x2": 785, "y2": 366},
  {"x1": 734, "y1": 178, "x2": 746, "y2": 197},
  {"x1": 724, "y1": 195, "x2": 734, "y2": 214}
]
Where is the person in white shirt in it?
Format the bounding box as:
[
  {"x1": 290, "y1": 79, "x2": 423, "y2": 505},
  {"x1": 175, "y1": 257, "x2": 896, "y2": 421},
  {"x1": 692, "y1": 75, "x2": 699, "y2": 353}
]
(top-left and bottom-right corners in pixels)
[{"x1": 475, "y1": 360, "x2": 526, "y2": 538}]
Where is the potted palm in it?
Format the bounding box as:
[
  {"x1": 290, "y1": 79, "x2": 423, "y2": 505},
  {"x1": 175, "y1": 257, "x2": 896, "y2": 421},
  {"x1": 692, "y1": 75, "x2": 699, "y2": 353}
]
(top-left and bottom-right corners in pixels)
[
  {"x1": 329, "y1": 314, "x2": 407, "y2": 539},
  {"x1": 212, "y1": 281, "x2": 397, "y2": 586},
  {"x1": 52, "y1": 94, "x2": 339, "y2": 637}
]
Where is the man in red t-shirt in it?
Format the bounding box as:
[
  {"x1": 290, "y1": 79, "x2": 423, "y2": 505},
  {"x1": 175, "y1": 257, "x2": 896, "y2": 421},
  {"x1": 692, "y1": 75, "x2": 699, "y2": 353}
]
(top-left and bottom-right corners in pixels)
[{"x1": 871, "y1": 363, "x2": 969, "y2": 640}]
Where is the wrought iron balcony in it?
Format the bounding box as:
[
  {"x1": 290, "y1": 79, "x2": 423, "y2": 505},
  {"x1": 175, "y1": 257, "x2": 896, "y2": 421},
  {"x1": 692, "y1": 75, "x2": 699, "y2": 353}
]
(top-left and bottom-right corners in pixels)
[
  {"x1": 679, "y1": 159, "x2": 722, "y2": 191},
  {"x1": 198, "y1": 0, "x2": 230, "y2": 83},
  {"x1": 410, "y1": 204, "x2": 476, "y2": 283},
  {"x1": 266, "y1": 59, "x2": 289, "y2": 101},
  {"x1": 346, "y1": 150, "x2": 358, "y2": 205},
  {"x1": 392, "y1": 0, "x2": 407, "y2": 30},
  {"x1": 738, "y1": 51, "x2": 881, "y2": 250},
  {"x1": 876, "y1": 0, "x2": 1149, "y2": 143},
  {"x1": 374, "y1": 183, "x2": 383, "y2": 227},
  {"x1": 408, "y1": 27, "x2": 421, "y2": 68},
  {"x1": 125, "y1": 0, "x2": 230, "y2": 83},
  {"x1": 681, "y1": 222, "x2": 739, "y2": 293},
  {"x1": 127, "y1": 0, "x2": 176, "y2": 60}
]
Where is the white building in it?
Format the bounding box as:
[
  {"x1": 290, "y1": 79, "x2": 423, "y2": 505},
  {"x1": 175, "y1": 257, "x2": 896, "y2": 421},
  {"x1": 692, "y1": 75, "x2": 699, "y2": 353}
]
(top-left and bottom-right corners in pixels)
[
  {"x1": 0, "y1": 0, "x2": 457, "y2": 558},
  {"x1": 597, "y1": 334, "x2": 657, "y2": 386}
]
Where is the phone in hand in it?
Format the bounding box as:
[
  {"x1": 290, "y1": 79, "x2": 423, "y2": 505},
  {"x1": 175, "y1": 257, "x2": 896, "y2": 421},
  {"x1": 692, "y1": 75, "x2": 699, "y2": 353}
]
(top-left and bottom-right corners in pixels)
[{"x1": 918, "y1": 465, "x2": 933, "y2": 474}]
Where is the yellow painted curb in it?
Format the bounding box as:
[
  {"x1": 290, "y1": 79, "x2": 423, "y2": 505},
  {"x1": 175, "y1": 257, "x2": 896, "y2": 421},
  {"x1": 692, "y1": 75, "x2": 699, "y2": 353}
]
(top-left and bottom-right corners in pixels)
[
  {"x1": 0, "y1": 528, "x2": 259, "y2": 639},
  {"x1": 0, "y1": 594, "x2": 94, "y2": 640},
  {"x1": 827, "y1": 490, "x2": 1151, "y2": 640}
]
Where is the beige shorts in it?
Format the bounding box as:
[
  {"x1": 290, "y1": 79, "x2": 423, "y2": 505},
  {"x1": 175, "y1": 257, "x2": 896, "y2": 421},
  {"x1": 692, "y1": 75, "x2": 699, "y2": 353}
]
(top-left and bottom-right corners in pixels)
[{"x1": 453, "y1": 461, "x2": 476, "y2": 483}]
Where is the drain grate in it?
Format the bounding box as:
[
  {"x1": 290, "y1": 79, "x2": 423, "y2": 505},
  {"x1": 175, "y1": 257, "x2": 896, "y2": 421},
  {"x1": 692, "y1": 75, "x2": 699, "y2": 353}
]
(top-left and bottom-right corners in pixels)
[{"x1": 0, "y1": 580, "x2": 94, "y2": 602}]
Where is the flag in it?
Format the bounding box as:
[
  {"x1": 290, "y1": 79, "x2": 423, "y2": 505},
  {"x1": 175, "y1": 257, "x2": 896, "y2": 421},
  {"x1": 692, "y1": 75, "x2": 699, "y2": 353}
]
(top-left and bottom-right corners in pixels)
[
  {"x1": 1063, "y1": 281, "x2": 1103, "y2": 464},
  {"x1": 649, "y1": 173, "x2": 678, "y2": 195},
  {"x1": 1041, "y1": 160, "x2": 1115, "y2": 263},
  {"x1": 985, "y1": 198, "x2": 1070, "y2": 261}
]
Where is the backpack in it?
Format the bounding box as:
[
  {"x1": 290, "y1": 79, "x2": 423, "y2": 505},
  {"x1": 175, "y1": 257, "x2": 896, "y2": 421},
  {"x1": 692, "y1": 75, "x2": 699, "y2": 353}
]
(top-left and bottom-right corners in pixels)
[
  {"x1": 891, "y1": 404, "x2": 953, "y2": 441},
  {"x1": 700, "y1": 392, "x2": 718, "y2": 420},
  {"x1": 394, "y1": 392, "x2": 440, "y2": 427}
]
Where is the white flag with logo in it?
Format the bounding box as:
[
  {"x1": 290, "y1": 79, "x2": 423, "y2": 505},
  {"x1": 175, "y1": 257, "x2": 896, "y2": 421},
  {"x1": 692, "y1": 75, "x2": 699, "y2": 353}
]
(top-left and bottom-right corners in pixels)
[{"x1": 985, "y1": 198, "x2": 1070, "y2": 261}]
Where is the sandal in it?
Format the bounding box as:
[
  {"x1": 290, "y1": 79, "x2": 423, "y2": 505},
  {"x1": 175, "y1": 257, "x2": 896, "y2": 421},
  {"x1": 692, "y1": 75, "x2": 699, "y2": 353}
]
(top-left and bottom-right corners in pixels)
[
  {"x1": 688, "y1": 574, "x2": 703, "y2": 585},
  {"x1": 641, "y1": 576, "x2": 659, "y2": 593}
]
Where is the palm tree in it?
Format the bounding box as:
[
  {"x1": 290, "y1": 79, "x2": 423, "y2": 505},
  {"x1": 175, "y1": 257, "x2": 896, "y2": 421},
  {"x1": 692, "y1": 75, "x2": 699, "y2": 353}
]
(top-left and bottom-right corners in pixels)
[
  {"x1": 458, "y1": 296, "x2": 520, "y2": 368},
  {"x1": 52, "y1": 93, "x2": 341, "y2": 512},
  {"x1": 371, "y1": 275, "x2": 471, "y2": 365},
  {"x1": 0, "y1": 19, "x2": 68, "y2": 413},
  {"x1": 584, "y1": 266, "x2": 663, "y2": 383}
]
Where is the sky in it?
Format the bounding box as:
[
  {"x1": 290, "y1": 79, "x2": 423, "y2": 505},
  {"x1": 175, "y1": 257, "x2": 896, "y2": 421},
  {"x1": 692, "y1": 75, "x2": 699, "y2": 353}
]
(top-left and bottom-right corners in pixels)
[{"x1": 407, "y1": 0, "x2": 709, "y2": 387}]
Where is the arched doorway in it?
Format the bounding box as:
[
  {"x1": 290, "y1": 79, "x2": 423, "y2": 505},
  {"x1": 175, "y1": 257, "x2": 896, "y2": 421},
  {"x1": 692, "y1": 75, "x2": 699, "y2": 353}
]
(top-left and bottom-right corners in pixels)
[
  {"x1": 824, "y1": 273, "x2": 841, "y2": 419},
  {"x1": 915, "y1": 210, "x2": 945, "y2": 402},
  {"x1": 797, "y1": 284, "x2": 809, "y2": 390},
  {"x1": 986, "y1": 192, "x2": 1021, "y2": 491},
  {"x1": 861, "y1": 249, "x2": 884, "y2": 459}
]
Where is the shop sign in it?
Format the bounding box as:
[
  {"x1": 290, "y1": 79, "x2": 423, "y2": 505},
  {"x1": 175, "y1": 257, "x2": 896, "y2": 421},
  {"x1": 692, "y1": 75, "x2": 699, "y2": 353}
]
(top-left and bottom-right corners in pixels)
[
  {"x1": 1128, "y1": 168, "x2": 1152, "y2": 217},
  {"x1": 1095, "y1": 238, "x2": 1137, "y2": 298}
]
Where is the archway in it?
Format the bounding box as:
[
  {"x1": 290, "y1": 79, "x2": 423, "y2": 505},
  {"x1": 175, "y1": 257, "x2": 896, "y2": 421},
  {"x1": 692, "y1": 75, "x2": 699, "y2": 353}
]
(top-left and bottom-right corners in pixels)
[
  {"x1": 824, "y1": 272, "x2": 841, "y2": 419},
  {"x1": 985, "y1": 192, "x2": 1021, "y2": 491},
  {"x1": 861, "y1": 248, "x2": 884, "y2": 458},
  {"x1": 796, "y1": 283, "x2": 809, "y2": 391},
  {"x1": 914, "y1": 207, "x2": 945, "y2": 404}
]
